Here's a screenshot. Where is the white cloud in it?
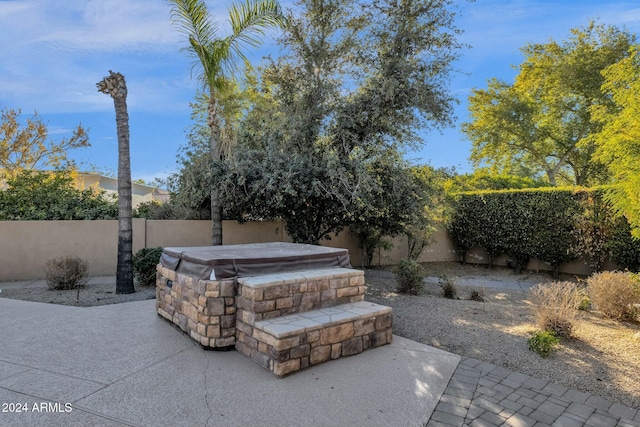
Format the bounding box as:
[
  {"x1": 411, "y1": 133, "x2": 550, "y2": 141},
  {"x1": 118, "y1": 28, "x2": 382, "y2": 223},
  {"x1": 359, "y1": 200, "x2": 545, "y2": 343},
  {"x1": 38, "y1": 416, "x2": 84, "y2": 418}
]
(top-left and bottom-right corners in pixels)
[
  {"x1": 0, "y1": 0, "x2": 179, "y2": 53},
  {"x1": 0, "y1": 0, "x2": 283, "y2": 115},
  {"x1": 0, "y1": 0, "x2": 188, "y2": 113}
]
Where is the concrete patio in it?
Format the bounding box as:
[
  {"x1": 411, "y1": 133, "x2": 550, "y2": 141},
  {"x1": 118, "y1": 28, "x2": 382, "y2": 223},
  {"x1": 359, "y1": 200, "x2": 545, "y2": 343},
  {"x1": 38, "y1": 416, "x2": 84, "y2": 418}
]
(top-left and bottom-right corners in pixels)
[{"x1": 0, "y1": 297, "x2": 458, "y2": 427}]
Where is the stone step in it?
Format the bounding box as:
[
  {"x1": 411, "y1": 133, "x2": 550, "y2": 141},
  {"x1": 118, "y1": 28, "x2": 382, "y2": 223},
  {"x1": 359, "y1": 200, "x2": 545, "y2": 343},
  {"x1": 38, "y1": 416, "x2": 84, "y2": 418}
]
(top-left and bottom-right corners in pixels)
[
  {"x1": 236, "y1": 268, "x2": 366, "y2": 324},
  {"x1": 235, "y1": 301, "x2": 393, "y2": 377}
]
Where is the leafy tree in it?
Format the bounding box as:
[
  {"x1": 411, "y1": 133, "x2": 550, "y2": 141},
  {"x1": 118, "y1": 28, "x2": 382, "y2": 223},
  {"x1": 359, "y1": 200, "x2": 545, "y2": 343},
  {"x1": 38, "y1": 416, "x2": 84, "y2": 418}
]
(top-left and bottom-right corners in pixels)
[
  {"x1": 217, "y1": 141, "x2": 364, "y2": 244},
  {"x1": 168, "y1": 0, "x2": 285, "y2": 245},
  {"x1": 351, "y1": 159, "x2": 444, "y2": 265},
  {"x1": 444, "y1": 168, "x2": 550, "y2": 193},
  {"x1": 463, "y1": 23, "x2": 635, "y2": 186},
  {"x1": 97, "y1": 71, "x2": 134, "y2": 295},
  {"x1": 214, "y1": 0, "x2": 462, "y2": 245},
  {"x1": 0, "y1": 108, "x2": 89, "y2": 179},
  {"x1": 404, "y1": 165, "x2": 449, "y2": 260},
  {"x1": 0, "y1": 170, "x2": 117, "y2": 220},
  {"x1": 592, "y1": 47, "x2": 640, "y2": 238}
]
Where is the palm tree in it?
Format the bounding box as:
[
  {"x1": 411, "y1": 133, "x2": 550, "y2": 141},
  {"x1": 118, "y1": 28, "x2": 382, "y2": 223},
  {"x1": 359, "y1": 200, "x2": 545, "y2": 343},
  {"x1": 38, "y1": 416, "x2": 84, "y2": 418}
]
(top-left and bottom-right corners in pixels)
[
  {"x1": 169, "y1": 0, "x2": 285, "y2": 245},
  {"x1": 97, "y1": 71, "x2": 134, "y2": 294}
]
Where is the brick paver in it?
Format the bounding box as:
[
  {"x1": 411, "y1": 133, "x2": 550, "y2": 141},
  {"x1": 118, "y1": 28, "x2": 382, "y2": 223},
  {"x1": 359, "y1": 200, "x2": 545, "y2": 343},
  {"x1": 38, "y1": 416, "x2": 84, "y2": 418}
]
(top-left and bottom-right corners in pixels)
[{"x1": 426, "y1": 357, "x2": 640, "y2": 427}]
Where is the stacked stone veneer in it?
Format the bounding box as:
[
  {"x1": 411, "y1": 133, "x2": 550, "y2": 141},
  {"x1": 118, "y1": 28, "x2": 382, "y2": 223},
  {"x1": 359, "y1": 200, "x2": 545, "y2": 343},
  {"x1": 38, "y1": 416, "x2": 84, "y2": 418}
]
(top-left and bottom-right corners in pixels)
[
  {"x1": 234, "y1": 268, "x2": 393, "y2": 377},
  {"x1": 156, "y1": 265, "x2": 393, "y2": 376},
  {"x1": 156, "y1": 265, "x2": 237, "y2": 349}
]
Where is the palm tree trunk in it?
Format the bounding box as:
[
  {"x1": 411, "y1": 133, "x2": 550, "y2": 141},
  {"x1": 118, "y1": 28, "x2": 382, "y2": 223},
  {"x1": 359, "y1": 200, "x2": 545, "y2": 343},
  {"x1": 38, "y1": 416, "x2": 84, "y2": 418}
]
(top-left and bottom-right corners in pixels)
[
  {"x1": 97, "y1": 71, "x2": 135, "y2": 294},
  {"x1": 208, "y1": 94, "x2": 223, "y2": 245}
]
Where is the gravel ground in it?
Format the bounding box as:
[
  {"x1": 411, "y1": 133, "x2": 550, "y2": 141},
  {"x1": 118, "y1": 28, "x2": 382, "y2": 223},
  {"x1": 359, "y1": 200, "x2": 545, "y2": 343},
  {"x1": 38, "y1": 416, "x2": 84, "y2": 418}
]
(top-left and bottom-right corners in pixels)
[
  {"x1": 0, "y1": 282, "x2": 156, "y2": 307},
  {"x1": 365, "y1": 263, "x2": 640, "y2": 410},
  {"x1": 1, "y1": 262, "x2": 638, "y2": 409}
]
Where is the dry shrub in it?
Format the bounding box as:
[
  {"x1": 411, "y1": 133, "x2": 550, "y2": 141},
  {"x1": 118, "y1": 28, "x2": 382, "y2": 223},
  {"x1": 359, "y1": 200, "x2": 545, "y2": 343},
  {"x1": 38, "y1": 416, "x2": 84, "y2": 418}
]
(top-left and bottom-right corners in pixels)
[
  {"x1": 44, "y1": 256, "x2": 89, "y2": 290},
  {"x1": 587, "y1": 271, "x2": 640, "y2": 321},
  {"x1": 529, "y1": 281, "x2": 583, "y2": 338},
  {"x1": 439, "y1": 275, "x2": 458, "y2": 299},
  {"x1": 468, "y1": 288, "x2": 485, "y2": 302}
]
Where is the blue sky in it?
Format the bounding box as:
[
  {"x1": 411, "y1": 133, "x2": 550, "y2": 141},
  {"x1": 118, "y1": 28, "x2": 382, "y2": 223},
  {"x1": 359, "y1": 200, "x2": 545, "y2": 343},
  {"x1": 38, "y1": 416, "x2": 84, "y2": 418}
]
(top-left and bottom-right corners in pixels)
[{"x1": 1, "y1": 0, "x2": 639, "y2": 184}]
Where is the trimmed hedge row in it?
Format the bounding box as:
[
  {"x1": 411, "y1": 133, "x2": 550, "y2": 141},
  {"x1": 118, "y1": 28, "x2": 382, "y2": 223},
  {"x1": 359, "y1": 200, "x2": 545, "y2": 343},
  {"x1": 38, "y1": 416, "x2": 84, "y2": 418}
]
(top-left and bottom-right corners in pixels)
[{"x1": 447, "y1": 187, "x2": 640, "y2": 274}]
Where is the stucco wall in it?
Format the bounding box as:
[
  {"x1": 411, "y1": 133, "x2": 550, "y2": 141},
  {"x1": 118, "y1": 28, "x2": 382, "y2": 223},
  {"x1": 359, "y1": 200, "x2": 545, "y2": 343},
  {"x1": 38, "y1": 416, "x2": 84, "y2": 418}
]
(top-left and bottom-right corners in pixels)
[
  {"x1": 0, "y1": 220, "x2": 144, "y2": 280},
  {"x1": 0, "y1": 220, "x2": 296, "y2": 281},
  {"x1": 0, "y1": 219, "x2": 594, "y2": 281}
]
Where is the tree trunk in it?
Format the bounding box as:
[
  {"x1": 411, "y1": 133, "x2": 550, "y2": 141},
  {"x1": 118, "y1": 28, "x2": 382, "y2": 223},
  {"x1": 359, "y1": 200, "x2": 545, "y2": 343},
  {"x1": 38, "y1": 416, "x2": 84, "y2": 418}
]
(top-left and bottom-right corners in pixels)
[
  {"x1": 97, "y1": 71, "x2": 134, "y2": 294},
  {"x1": 208, "y1": 95, "x2": 223, "y2": 245}
]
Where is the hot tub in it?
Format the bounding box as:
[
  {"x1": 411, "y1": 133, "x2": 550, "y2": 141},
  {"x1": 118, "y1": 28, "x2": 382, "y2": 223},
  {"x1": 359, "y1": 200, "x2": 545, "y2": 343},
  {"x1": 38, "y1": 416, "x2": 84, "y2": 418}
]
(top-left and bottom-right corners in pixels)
[{"x1": 156, "y1": 242, "x2": 352, "y2": 349}]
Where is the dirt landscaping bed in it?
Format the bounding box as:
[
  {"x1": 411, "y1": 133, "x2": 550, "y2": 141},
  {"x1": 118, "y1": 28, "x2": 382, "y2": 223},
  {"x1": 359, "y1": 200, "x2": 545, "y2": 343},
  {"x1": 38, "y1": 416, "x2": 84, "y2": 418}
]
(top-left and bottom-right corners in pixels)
[{"x1": 365, "y1": 262, "x2": 640, "y2": 410}]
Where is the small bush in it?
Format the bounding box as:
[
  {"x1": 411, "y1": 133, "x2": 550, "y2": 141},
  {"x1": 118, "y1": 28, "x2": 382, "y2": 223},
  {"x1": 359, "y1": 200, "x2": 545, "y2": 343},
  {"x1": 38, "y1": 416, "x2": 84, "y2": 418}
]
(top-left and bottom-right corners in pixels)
[
  {"x1": 439, "y1": 275, "x2": 458, "y2": 299},
  {"x1": 468, "y1": 288, "x2": 485, "y2": 302},
  {"x1": 529, "y1": 281, "x2": 582, "y2": 338},
  {"x1": 133, "y1": 247, "x2": 163, "y2": 287},
  {"x1": 44, "y1": 256, "x2": 89, "y2": 290},
  {"x1": 578, "y1": 295, "x2": 591, "y2": 311},
  {"x1": 587, "y1": 271, "x2": 640, "y2": 320},
  {"x1": 395, "y1": 259, "x2": 423, "y2": 295},
  {"x1": 528, "y1": 330, "x2": 560, "y2": 358}
]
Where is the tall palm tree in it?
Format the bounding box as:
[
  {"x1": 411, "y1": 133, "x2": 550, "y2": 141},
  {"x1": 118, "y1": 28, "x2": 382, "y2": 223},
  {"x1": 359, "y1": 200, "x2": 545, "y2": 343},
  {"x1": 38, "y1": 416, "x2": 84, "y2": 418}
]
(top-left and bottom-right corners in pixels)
[
  {"x1": 169, "y1": 0, "x2": 285, "y2": 245},
  {"x1": 97, "y1": 71, "x2": 134, "y2": 294}
]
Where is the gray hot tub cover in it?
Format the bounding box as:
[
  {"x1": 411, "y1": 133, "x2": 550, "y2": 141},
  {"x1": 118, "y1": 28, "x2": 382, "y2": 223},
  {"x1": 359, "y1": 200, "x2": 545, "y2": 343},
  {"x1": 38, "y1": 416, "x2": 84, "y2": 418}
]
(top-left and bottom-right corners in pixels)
[{"x1": 160, "y1": 242, "x2": 351, "y2": 280}]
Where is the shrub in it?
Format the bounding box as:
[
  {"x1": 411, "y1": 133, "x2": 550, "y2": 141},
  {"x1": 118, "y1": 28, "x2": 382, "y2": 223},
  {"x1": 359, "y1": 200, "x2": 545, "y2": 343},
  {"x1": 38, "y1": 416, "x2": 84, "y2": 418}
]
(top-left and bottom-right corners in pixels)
[
  {"x1": 448, "y1": 189, "x2": 580, "y2": 272},
  {"x1": 528, "y1": 330, "x2": 560, "y2": 358},
  {"x1": 439, "y1": 275, "x2": 458, "y2": 299},
  {"x1": 395, "y1": 259, "x2": 423, "y2": 295},
  {"x1": 587, "y1": 271, "x2": 640, "y2": 320},
  {"x1": 44, "y1": 256, "x2": 89, "y2": 290},
  {"x1": 0, "y1": 170, "x2": 117, "y2": 220},
  {"x1": 468, "y1": 288, "x2": 485, "y2": 302},
  {"x1": 529, "y1": 281, "x2": 582, "y2": 338},
  {"x1": 578, "y1": 295, "x2": 591, "y2": 311},
  {"x1": 607, "y1": 217, "x2": 640, "y2": 272},
  {"x1": 133, "y1": 247, "x2": 164, "y2": 287}
]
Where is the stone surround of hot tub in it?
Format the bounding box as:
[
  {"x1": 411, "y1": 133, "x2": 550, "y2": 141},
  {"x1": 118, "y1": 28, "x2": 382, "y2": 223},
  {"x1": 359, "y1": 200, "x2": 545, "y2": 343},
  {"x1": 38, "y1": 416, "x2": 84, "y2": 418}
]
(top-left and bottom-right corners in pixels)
[
  {"x1": 155, "y1": 243, "x2": 393, "y2": 375},
  {"x1": 234, "y1": 268, "x2": 392, "y2": 376},
  {"x1": 240, "y1": 301, "x2": 393, "y2": 377},
  {"x1": 156, "y1": 265, "x2": 237, "y2": 349},
  {"x1": 235, "y1": 268, "x2": 367, "y2": 324}
]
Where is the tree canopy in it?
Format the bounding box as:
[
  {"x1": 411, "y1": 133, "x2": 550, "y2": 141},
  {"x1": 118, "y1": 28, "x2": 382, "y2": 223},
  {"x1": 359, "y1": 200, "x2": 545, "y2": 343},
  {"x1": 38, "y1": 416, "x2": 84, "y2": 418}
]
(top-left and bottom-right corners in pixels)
[
  {"x1": 463, "y1": 23, "x2": 636, "y2": 186},
  {"x1": 0, "y1": 170, "x2": 117, "y2": 220},
  {"x1": 207, "y1": 0, "x2": 462, "y2": 247},
  {"x1": 592, "y1": 46, "x2": 640, "y2": 237},
  {"x1": 0, "y1": 108, "x2": 89, "y2": 179}
]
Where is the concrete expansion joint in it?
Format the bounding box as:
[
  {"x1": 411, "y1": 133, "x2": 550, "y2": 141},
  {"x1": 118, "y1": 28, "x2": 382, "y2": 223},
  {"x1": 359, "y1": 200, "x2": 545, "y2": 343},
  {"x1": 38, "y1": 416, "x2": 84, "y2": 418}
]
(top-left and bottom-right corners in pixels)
[{"x1": 202, "y1": 351, "x2": 213, "y2": 427}]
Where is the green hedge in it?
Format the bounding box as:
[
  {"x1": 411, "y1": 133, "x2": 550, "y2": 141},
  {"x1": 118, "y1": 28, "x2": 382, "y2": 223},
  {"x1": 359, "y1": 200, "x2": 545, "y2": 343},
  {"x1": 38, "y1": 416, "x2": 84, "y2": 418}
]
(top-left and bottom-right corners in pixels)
[{"x1": 447, "y1": 187, "x2": 640, "y2": 274}]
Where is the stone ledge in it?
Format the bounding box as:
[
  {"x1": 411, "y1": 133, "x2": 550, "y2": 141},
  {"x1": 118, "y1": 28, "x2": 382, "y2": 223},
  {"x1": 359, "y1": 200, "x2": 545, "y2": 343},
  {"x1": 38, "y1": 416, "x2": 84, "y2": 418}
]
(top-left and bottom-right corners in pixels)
[
  {"x1": 237, "y1": 302, "x2": 393, "y2": 377},
  {"x1": 237, "y1": 268, "x2": 364, "y2": 289},
  {"x1": 235, "y1": 268, "x2": 366, "y2": 322},
  {"x1": 254, "y1": 301, "x2": 392, "y2": 339}
]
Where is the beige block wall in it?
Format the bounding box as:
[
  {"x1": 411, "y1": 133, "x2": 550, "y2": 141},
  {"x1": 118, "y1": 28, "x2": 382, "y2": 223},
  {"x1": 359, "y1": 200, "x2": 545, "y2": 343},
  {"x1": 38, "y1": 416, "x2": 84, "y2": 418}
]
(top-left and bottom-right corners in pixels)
[
  {"x1": 0, "y1": 219, "x2": 598, "y2": 281},
  {"x1": 0, "y1": 219, "x2": 145, "y2": 280},
  {"x1": 0, "y1": 220, "x2": 295, "y2": 281},
  {"x1": 144, "y1": 220, "x2": 211, "y2": 248},
  {"x1": 341, "y1": 229, "x2": 459, "y2": 269},
  {"x1": 223, "y1": 220, "x2": 289, "y2": 245}
]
